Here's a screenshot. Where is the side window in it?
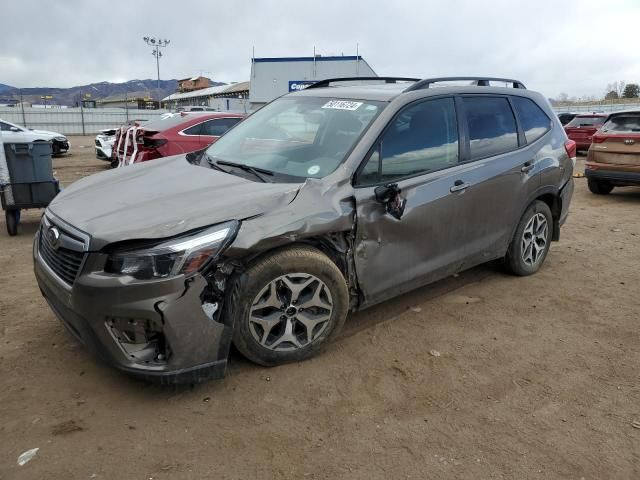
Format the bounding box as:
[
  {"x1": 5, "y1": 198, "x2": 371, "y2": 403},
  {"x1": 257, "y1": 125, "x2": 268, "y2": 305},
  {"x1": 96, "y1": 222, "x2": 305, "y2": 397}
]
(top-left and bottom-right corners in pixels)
[
  {"x1": 363, "y1": 97, "x2": 458, "y2": 184},
  {"x1": 463, "y1": 97, "x2": 518, "y2": 160},
  {"x1": 512, "y1": 96, "x2": 551, "y2": 143},
  {"x1": 182, "y1": 123, "x2": 202, "y2": 136},
  {"x1": 0, "y1": 122, "x2": 13, "y2": 131},
  {"x1": 201, "y1": 118, "x2": 242, "y2": 137}
]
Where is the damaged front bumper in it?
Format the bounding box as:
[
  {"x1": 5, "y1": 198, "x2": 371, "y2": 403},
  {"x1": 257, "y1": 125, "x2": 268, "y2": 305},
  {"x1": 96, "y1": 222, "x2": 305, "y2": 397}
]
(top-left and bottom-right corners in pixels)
[{"x1": 34, "y1": 235, "x2": 233, "y2": 384}]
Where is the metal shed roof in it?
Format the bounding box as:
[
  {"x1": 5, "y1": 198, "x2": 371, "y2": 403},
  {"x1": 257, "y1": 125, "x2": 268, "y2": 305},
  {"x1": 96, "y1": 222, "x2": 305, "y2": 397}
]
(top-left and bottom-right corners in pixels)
[{"x1": 162, "y1": 82, "x2": 249, "y2": 101}]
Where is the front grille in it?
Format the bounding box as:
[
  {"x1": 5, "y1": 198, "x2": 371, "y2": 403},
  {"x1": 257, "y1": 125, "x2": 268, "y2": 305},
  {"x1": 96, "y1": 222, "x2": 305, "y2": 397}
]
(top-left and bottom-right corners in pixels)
[{"x1": 39, "y1": 227, "x2": 85, "y2": 286}]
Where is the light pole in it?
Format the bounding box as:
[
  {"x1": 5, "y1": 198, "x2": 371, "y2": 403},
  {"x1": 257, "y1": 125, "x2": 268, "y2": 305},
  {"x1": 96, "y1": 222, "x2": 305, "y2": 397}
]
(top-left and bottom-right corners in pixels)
[{"x1": 142, "y1": 36, "x2": 170, "y2": 108}]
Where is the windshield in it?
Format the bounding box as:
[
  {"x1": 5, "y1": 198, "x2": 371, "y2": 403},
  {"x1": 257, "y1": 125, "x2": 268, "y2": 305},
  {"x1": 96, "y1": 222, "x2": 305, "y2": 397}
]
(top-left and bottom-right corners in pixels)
[
  {"x1": 602, "y1": 114, "x2": 640, "y2": 132},
  {"x1": 566, "y1": 116, "x2": 606, "y2": 128},
  {"x1": 204, "y1": 96, "x2": 384, "y2": 180}
]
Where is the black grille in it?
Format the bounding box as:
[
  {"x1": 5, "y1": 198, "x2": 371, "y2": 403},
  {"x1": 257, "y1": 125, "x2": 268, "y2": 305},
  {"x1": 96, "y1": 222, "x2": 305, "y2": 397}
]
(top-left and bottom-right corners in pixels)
[
  {"x1": 94, "y1": 139, "x2": 101, "y2": 147},
  {"x1": 39, "y1": 228, "x2": 85, "y2": 285}
]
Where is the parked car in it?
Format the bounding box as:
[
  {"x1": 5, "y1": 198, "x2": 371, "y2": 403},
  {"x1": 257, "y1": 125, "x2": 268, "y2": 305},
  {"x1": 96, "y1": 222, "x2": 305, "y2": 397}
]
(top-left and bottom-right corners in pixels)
[
  {"x1": 564, "y1": 113, "x2": 608, "y2": 151},
  {"x1": 95, "y1": 128, "x2": 116, "y2": 161},
  {"x1": 0, "y1": 119, "x2": 69, "y2": 155},
  {"x1": 112, "y1": 112, "x2": 244, "y2": 167},
  {"x1": 557, "y1": 112, "x2": 578, "y2": 126},
  {"x1": 34, "y1": 76, "x2": 575, "y2": 384},
  {"x1": 586, "y1": 110, "x2": 640, "y2": 194}
]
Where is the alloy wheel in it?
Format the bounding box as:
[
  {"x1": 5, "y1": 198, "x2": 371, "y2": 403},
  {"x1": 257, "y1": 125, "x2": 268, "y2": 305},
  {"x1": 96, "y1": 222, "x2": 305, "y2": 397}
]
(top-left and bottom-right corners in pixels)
[
  {"x1": 249, "y1": 273, "x2": 333, "y2": 351},
  {"x1": 522, "y1": 213, "x2": 548, "y2": 266}
]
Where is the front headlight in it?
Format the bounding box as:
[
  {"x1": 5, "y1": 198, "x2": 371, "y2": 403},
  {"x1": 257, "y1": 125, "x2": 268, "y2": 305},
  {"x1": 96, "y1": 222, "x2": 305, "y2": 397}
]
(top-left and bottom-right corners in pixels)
[
  {"x1": 105, "y1": 220, "x2": 239, "y2": 280},
  {"x1": 54, "y1": 136, "x2": 67, "y2": 142}
]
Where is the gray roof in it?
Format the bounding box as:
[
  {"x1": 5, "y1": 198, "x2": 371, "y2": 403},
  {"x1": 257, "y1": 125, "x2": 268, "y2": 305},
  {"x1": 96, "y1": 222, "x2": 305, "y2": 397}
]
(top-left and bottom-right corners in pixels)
[
  {"x1": 293, "y1": 83, "x2": 542, "y2": 102},
  {"x1": 162, "y1": 82, "x2": 249, "y2": 101}
]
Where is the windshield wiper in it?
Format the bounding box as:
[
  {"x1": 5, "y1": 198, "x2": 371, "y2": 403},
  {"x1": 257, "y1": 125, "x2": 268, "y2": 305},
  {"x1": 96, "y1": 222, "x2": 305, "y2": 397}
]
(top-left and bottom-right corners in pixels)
[
  {"x1": 205, "y1": 154, "x2": 232, "y2": 173},
  {"x1": 216, "y1": 160, "x2": 273, "y2": 183}
]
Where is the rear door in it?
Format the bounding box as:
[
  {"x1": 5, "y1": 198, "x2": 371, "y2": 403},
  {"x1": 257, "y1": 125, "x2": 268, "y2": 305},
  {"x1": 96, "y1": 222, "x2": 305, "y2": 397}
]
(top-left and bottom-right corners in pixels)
[
  {"x1": 447, "y1": 95, "x2": 541, "y2": 268},
  {"x1": 199, "y1": 117, "x2": 242, "y2": 147}
]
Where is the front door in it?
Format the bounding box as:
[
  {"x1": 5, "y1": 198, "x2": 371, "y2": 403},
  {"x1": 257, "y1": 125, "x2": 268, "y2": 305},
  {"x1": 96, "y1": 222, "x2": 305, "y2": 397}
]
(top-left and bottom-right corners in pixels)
[{"x1": 353, "y1": 96, "x2": 473, "y2": 306}]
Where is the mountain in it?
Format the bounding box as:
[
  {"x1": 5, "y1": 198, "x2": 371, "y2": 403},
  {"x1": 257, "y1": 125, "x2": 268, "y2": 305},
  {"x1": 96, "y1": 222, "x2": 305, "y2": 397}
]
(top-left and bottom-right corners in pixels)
[{"x1": 0, "y1": 79, "x2": 226, "y2": 106}]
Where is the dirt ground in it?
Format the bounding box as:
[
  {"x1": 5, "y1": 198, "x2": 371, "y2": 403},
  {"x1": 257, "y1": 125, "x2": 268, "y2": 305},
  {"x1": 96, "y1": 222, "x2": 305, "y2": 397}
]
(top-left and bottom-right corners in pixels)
[{"x1": 0, "y1": 136, "x2": 639, "y2": 479}]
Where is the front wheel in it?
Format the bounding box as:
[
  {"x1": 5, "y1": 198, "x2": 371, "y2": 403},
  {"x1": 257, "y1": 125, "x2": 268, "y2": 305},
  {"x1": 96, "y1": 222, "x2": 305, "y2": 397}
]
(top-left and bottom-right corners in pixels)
[
  {"x1": 230, "y1": 245, "x2": 349, "y2": 366},
  {"x1": 6, "y1": 210, "x2": 19, "y2": 236},
  {"x1": 504, "y1": 201, "x2": 553, "y2": 276},
  {"x1": 587, "y1": 179, "x2": 614, "y2": 195}
]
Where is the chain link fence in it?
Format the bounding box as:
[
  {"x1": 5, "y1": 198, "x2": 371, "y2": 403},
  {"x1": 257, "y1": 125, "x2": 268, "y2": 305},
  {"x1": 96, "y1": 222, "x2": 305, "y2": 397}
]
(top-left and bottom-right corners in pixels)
[{"x1": 0, "y1": 107, "x2": 170, "y2": 135}]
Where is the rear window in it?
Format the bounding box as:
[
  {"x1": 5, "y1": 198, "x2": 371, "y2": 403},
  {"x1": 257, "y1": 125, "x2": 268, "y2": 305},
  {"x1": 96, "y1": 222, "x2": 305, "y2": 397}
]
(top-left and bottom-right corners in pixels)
[
  {"x1": 463, "y1": 97, "x2": 518, "y2": 160},
  {"x1": 566, "y1": 116, "x2": 606, "y2": 127},
  {"x1": 602, "y1": 114, "x2": 640, "y2": 133},
  {"x1": 511, "y1": 97, "x2": 551, "y2": 143}
]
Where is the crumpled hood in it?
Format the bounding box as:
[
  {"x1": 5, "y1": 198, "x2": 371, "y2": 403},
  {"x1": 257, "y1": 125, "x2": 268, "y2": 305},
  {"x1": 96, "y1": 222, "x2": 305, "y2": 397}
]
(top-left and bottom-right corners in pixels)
[{"x1": 48, "y1": 155, "x2": 301, "y2": 250}]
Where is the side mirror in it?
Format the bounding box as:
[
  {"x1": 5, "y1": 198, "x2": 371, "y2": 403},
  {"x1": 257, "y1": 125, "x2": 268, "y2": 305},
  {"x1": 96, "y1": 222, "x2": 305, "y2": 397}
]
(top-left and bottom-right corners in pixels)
[
  {"x1": 374, "y1": 183, "x2": 406, "y2": 220},
  {"x1": 9, "y1": 127, "x2": 20, "y2": 132}
]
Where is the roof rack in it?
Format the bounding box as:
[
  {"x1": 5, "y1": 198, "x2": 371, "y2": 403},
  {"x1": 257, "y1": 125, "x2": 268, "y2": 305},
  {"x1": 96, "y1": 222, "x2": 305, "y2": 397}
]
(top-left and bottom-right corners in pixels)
[
  {"x1": 404, "y1": 77, "x2": 526, "y2": 92},
  {"x1": 305, "y1": 77, "x2": 420, "y2": 90}
]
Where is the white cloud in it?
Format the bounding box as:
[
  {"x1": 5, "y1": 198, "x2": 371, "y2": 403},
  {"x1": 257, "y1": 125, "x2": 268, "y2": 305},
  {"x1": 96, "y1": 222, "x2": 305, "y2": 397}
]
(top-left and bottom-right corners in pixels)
[{"x1": 0, "y1": 0, "x2": 638, "y2": 98}]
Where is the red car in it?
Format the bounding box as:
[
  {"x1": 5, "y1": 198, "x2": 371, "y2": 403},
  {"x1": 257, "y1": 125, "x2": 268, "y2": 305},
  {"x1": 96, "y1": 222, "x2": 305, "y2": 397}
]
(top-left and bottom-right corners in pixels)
[
  {"x1": 112, "y1": 112, "x2": 244, "y2": 167},
  {"x1": 564, "y1": 113, "x2": 607, "y2": 151}
]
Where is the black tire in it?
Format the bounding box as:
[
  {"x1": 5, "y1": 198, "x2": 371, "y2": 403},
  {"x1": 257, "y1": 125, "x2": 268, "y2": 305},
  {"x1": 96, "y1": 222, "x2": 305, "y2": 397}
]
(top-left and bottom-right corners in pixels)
[
  {"x1": 587, "y1": 178, "x2": 614, "y2": 195},
  {"x1": 504, "y1": 201, "x2": 553, "y2": 276},
  {"x1": 6, "y1": 210, "x2": 19, "y2": 236},
  {"x1": 229, "y1": 245, "x2": 349, "y2": 367}
]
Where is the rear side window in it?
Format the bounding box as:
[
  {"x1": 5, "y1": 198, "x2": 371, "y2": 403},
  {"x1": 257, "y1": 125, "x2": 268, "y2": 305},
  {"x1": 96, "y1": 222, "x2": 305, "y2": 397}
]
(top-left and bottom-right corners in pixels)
[
  {"x1": 201, "y1": 117, "x2": 242, "y2": 136},
  {"x1": 602, "y1": 115, "x2": 640, "y2": 133},
  {"x1": 182, "y1": 123, "x2": 202, "y2": 135},
  {"x1": 512, "y1": 97, "x2": 551, "y2": 143},
  {"x1": 367, "y1": 97, "x2": 459, "y2": 183},
  {"x1": 463, "y1": 97, "x2": 518, "y2": 160}
]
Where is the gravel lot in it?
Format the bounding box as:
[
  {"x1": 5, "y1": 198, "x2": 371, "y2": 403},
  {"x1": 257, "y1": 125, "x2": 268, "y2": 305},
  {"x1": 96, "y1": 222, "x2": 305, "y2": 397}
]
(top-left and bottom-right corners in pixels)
[{"x1": 1, "y1": 136, "x2": 639, "y2": 479}]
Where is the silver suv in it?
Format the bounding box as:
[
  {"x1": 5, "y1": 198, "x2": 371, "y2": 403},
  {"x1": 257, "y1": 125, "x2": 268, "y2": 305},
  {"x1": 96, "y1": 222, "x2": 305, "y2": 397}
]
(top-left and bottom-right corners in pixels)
[{"x1": 34, "y1": 76, "x2": 576, "y2": 383}]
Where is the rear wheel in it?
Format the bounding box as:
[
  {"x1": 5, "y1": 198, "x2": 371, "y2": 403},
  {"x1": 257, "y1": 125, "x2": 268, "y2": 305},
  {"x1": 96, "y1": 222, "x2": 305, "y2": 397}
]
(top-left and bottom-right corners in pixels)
[
  {"x1": 5, "y1": 210, "x2": 19, "y2": 236},
  {"x1": 230, "y1": 245, "x2": 349, "y2": 366},
  {"x1": 504, "y1": 201, "x2": 553, "y2": 276},
  {"x1": 587, "y1": 179, "x2": 614, "y2": 195}
]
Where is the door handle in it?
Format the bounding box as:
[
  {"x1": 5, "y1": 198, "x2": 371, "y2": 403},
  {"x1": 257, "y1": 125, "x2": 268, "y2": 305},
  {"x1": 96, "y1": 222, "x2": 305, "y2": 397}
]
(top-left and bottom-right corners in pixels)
[
  {"x1": 521, "y1": 161, "x2": 534, "y2": 173},
  {"x1": 450, "y1": 180, "x2": 471, "y2": 193}
]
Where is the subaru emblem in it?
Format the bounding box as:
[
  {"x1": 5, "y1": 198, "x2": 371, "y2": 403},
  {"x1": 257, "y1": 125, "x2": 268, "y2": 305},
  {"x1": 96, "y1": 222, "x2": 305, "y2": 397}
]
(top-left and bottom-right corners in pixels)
[{"x1": 47, "y1": 226, "x2": 61, "y2": 248}]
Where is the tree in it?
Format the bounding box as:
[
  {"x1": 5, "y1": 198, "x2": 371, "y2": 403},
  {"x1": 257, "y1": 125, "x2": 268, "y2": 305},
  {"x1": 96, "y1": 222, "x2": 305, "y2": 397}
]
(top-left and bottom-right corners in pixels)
[
  {"x1": 622, "y1": 83, "x2": 640, "y2": 98},
  {"x1": 557, "y1": 92, "x2": 569, "y2": 102},
  {"x1": 605, "y1": 90, "x2": 619, "y2": 100}
]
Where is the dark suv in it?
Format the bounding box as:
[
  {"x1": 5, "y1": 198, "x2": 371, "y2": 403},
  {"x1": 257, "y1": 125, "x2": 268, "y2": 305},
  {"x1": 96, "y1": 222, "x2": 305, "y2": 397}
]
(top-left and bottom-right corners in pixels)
[{"x1": 34, "y1": 76, "x2": 575, "y2": 383}]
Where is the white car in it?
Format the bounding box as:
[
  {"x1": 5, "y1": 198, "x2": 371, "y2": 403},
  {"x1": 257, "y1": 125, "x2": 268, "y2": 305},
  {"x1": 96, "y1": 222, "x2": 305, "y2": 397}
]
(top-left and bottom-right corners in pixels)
[
  {"x1": 0, "y1": 118, "x2": 70, "y2": 155},
  {"x1": 95, "y1": 128, "x2": 116, "y2": 161}
]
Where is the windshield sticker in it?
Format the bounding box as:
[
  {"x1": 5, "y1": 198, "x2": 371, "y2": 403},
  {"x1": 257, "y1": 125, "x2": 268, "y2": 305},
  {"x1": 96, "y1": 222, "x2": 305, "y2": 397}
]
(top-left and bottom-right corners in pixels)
[
  {"x1": 307, "y1": 165, "x2": 320, "y2": 175},
  {"x1": 322, "y1": 100, "x2": 363, "y2": 111}
]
